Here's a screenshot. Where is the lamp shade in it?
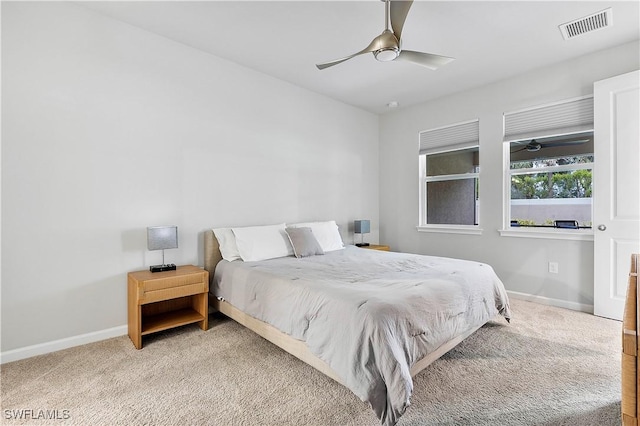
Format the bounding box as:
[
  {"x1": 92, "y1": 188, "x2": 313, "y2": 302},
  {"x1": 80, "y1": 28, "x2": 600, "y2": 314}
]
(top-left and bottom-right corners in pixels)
[
  {"x1": 354, "y1": 220, "x2": 370, "y2": 234},
  {"x1": 147, "y1": 226, "x2": 178, "y2": 251}
]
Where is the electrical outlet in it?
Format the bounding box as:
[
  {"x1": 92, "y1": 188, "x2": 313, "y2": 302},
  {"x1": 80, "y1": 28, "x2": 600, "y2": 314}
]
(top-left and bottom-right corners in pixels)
[{"x1": 548, "y1": 262, "x2": 559, "y2": 274}]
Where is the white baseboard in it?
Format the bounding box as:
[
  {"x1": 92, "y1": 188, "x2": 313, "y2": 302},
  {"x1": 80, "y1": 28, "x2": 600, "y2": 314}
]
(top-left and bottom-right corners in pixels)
[
  {"x1": 1, "y1": 325, "x2": 128, "y2": 364},
  {"x1": 507, "y1": 290, "x2": 594, "y2": 314}
]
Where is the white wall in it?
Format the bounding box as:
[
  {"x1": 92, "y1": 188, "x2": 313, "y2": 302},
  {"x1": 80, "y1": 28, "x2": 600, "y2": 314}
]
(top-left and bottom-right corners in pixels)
[
  {"x1": 379, "y1": 40, "x2": 640, "y2": 310},
  {"x1": 1, "y1": 3, "x2": 378, "y2": 353}
]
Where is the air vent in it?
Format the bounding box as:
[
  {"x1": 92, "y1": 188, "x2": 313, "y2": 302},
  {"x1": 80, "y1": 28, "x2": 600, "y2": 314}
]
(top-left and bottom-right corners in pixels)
[{"x1": 559, "y1": 8, "x2": 612, "y2": 40}]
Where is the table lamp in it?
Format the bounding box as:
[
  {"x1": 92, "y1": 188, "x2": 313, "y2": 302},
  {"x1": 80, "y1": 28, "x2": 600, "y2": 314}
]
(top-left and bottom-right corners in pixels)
[
  {"x1": 354, "y1": 220, "x2": 370, "y2": 247},
  {"x1": 147, "y1": 225, "x2": 178, "y2": 272}
]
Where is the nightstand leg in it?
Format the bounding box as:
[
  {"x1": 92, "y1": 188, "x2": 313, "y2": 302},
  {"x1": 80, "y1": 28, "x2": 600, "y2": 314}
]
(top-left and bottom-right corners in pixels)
[
  {"x1": 127, "y1": 279, "x2": 142, "y2": 349},
  {"x1": 194, "y1": 293, "x2": 208, "y2": 330},
  {"x1": 128, "y1": 306, "x2": 142, "y2": 349}
]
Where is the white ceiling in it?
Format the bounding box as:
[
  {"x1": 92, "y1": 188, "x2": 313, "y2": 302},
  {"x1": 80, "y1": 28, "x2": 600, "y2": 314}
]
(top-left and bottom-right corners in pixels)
[{"x1": 79, "y1": 1, "x2": 640, "y2": 114}]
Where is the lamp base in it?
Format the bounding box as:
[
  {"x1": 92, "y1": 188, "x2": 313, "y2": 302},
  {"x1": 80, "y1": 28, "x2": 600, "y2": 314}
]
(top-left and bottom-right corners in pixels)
[
  {"x1": 150, "y1": 264, "x2": 177, "y2": 273},
  {"x1": 355, "y1": 243, "x2": 370, "y2": 247}
]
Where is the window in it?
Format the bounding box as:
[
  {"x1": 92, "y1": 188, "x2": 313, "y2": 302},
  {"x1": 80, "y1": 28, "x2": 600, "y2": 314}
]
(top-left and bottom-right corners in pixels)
[
  {"x1": 418, "y1": 120, "x2": 480, "y2": 232},
  {"x1": 502, "y1": 96, "x2": 594, "y2": 236},
  {"x1": 509, "y1": 132, "x2": 593, "y2": 228}
]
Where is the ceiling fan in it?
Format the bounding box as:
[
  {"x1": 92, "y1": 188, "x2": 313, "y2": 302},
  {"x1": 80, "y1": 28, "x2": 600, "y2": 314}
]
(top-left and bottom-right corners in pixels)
[
  {"x1": 511, "y1": 139, "x2": 589, "y2": 153},
  {"x1": 316, "y1": 0, "x2": 455, "y2": 70}
]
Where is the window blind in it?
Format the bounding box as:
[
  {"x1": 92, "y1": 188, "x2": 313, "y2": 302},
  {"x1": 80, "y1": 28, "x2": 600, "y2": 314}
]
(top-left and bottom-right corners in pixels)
[
  {"x1": 504, "y1": 96, "x2": 594, "y2": 142},
  {"x1": 419, "y1": 119, "x2": 479, "y2": 155}
]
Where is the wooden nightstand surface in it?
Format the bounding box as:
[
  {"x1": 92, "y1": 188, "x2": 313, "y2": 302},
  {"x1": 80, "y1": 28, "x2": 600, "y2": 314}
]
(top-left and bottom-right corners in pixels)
[
  {"x1": 359, "y1": 244, "x2": 390, "y2": 251},
  {"x1": 127, "y1": 265, "x2": 209, "y2": 349}
]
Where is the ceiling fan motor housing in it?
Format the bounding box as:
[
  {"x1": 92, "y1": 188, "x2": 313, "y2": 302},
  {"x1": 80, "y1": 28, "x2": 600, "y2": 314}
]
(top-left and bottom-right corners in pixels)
[{"x1": 373, "y1": 30, "x2": 400, "y2": 62}]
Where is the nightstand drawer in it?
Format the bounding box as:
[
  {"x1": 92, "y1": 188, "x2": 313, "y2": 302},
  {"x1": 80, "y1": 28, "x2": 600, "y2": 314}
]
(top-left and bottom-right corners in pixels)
[
  {"x1": 139, "y1": 281, "x2": 207, "y2": 305},
  {"x1": 142, "y1": 272, "x2": 206, "y2": 292},
  {"x1": 360, "y1": 244, "x2": 390, "y2": 251}
]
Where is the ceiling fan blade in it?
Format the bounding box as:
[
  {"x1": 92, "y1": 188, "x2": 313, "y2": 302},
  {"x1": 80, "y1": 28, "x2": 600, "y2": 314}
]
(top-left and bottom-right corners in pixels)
[
  {"x1": 396, "y1": 50, "x2": 455, "y2": 70},
  {"x1": 316, "y1": 39, "x2": 378, "y2": 70},
  {"x1": 316, "y1": 55, "x2": 360, "y2": 70},
  {"x1": 390, "y1": 0, "x2": 413, "y2": 41},
  {"x1": 540, "y1": 140, "x2": 589, "y2": 148},
  {"x1": 518, "y1": 139, "x2": 589, "y2": 152}
]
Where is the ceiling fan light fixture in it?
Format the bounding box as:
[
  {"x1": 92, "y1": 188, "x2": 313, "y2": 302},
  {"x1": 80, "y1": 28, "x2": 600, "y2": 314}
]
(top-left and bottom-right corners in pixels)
[
  {"x1": 374, "y1": 47, "x2": 399, "y2": 62},
  {"x1": 526, "y1": 141, "x2": 541, "y2": 152}
]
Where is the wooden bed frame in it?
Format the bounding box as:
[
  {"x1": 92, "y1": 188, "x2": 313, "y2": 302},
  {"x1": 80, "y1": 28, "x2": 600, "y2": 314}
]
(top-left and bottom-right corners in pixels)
[
  {"x1": 203, "y1": 229, "x2": 482, "y2": 385},
  {"x1": 623, "y1": 253, "x2": 640, "y2": 426}
]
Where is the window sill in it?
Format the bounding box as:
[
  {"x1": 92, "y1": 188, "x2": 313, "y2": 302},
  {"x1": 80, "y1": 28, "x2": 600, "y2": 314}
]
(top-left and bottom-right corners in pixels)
[
  {"x1": 498, "y1": 228, "x2": 594, "y2": 241},
  {"x1": 417, "y1": 225, "x2": 483, "y2": 236}
]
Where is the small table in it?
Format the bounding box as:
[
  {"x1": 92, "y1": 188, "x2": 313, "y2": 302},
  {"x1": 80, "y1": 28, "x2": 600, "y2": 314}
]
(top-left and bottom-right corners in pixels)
[
  {"x1": 358, "y1": 244, "x2": 390, "y2": 251},
  {"x1": 127, "y1": 265, "x2": 209, "y2": 349}
]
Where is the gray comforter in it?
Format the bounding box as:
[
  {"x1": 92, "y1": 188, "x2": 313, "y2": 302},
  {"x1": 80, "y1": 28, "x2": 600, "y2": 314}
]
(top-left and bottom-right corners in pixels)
[{"x1": 213, "y1": 246, "x2": 511, "y2": 425}]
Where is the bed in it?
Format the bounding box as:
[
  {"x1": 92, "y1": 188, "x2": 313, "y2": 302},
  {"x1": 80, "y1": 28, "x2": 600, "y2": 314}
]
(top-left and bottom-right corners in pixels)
[{"x1": 204, "y1": 227, "x2": 510, "y2": 426}]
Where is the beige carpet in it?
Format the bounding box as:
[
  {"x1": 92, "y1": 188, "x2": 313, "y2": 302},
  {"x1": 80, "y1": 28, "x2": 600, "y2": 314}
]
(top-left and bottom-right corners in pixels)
[{"x1": 1, "y1": 299, "x2": 622, "y2": 425}]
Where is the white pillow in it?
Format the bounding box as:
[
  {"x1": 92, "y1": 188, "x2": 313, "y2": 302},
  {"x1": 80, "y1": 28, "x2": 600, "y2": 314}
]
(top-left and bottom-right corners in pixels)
[
  {"x1": 232, "y1": 223, "x2": 294, "y2": 262},
  {"x1": 212, "y1": 228, "x2": 242, "y2": 262},
  {"x1": 287, "y1": 220, "x2": 344, "y2": 252}
]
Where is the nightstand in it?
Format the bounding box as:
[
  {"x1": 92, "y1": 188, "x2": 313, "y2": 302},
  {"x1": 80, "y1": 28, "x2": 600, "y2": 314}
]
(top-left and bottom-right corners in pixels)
[
  {"x1": 127, "y1": 265, "x2": 209, "y2": 349},
  {"x1": 359, "y1": 244, "x2": 390, "y2": 251}
]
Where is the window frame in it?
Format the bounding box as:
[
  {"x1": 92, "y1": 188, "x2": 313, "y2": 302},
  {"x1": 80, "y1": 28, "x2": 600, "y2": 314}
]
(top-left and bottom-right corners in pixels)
[
  {"x1": 418, "y1": 144, "x2": 482, "y2": 235},
  {"x1": 500, "y1": 96, "x2": 595, "y2": 241},
  {"x1": 500, "y1": 137, "x2": 595, "y2": 241}
]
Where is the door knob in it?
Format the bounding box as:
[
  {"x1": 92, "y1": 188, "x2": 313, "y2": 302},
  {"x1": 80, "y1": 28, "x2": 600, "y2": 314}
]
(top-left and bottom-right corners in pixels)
[{"x1": 597, "y1": 224, "x2": 607, "y2": 231}]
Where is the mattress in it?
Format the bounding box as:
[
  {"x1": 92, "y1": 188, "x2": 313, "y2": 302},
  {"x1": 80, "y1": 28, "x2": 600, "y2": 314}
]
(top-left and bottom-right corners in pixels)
[{"x1": 213, "y1": 246, "x2": 511, "y2": 425}]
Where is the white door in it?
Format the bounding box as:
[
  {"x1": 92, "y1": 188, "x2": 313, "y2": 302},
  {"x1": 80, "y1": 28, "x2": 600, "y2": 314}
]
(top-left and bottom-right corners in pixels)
[{"x1": 593, "y1": 70, "x2": 640, "y2": 320}]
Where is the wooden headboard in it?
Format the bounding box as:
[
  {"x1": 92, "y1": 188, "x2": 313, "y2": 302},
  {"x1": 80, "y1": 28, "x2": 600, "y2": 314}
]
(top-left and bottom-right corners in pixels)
[{"x1": 204, "y1": 229, "x2": 223, "y2": 285}]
